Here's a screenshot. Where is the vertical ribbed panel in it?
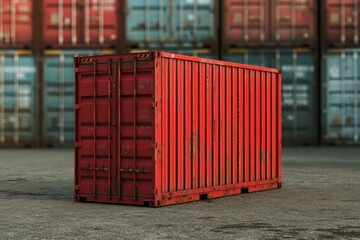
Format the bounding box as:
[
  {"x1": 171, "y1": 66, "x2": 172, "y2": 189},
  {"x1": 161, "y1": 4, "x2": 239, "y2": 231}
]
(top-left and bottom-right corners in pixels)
[{"x1": 158, "y1": 53, "x2": 282, "y2": 198}]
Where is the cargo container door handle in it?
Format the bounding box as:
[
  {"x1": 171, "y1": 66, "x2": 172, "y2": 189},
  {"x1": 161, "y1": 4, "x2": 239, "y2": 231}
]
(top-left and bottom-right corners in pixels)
[
  {"x1": 92, "y1": 60, "x2": 97, "y2": 197},
  {"x1": 133, "y1": 57, "x2": 137, "y2": 201},
  {"x1": 117, "y1": 59, "x2": 122, "y2": 199}
]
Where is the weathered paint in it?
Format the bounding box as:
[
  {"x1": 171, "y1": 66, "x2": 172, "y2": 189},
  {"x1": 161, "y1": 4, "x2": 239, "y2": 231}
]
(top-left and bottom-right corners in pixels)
[
  {"x1": 0, "y1": 50, "x2": 36, "y2": 147},
  {"x1": 74, "y1": 51, "x2": 282, "y2": 207},
  {"x1": 223, "y1": 48, "x2": 317, "y2": 145},
  {"x1": 323, "y1": 49, "x2": 360, "y2": 145}
]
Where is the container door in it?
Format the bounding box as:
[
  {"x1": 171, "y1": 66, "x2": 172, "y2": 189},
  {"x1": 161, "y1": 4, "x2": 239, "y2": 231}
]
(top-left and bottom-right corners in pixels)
[
  {"x1": 75, "y1": 59, "x2": 118, "y2": 198},
  {"x1": 116, "y1": 57, "x2": 155, "y2": 202},
  {"x1": 273, "y1": 0, "x2": 315, "y2": 46},
  {"x1": 75, "y1": 56, "x2": 155, "y2": 203}
]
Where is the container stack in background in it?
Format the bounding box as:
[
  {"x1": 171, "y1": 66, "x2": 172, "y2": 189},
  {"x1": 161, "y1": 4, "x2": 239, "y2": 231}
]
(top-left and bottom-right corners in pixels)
[
  {"x1": 321, "y1": 0, "x2": 360, "y2": 145},
  {"x1": 221, "y1": 0, "x2": 319, "y2": 146},
  {"x1": 1, "y1": 0, "x2": 360, "y2": 147},
  {"x1": 124, "y1": 0, "x2": 219, "y2": 59}
]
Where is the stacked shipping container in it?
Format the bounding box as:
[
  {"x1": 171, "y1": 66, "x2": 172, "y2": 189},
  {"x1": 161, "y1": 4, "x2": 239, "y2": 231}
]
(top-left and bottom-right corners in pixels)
[
  {"x1": 322, "y1": 0, "x2": 360, "y2": 145},
  {"x1": 0, "y1": 0, "x2": 33, "y2": 48},
  {"x1": 0, "y1": 50, "x2": 36, "y2": 146}
]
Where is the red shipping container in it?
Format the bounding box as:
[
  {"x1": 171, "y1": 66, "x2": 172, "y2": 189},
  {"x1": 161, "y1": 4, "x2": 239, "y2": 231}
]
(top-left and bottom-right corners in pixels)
[
  {"x1": 74, "y1": 51, "x2": 282, "y2": 207},
  {"x1": 222, "y1": 0, "x2": 270, "y2": 47},
  {"x1": 43, "y1": 0, "x2": 118, "y2": 48},
  {"x1": 0, "y1": 0, "x2": 32, "y2": 47},
  {"x1": 324, "y1": 0, "x2": 360, "y2": 47},
  {"x1": 272, "y1": 0, "x2": 316, "y2": 46}
]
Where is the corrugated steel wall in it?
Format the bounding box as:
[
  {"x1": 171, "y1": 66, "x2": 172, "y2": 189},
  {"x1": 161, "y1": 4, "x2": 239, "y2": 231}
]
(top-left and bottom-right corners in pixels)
[{"x1": 1, "y1": 0, "x2": 360, "y2": 146}]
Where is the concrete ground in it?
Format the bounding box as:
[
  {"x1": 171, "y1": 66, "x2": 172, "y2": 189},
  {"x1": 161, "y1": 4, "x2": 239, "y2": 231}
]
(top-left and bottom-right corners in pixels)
[{"x1": 0, "y1": 147, "x2": 359, "y2": 239}]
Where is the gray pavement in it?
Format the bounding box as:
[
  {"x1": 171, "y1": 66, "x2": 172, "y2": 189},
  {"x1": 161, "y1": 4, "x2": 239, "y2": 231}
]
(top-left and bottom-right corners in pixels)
[{"x1": 0, "y1": 147, "x2": 359, "y2": 239}]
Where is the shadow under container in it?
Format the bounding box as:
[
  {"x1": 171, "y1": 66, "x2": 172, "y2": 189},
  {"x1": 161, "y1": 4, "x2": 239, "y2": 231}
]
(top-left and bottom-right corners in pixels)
[{"x1": 74, "y1": 51, "x2": 282, "y2": 207}]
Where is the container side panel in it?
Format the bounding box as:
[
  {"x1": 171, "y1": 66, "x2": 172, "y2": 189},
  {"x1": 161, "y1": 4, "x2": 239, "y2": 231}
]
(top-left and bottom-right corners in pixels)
[
  {"x1": 219, "y1": 66, "x2": 226, "y2": 185},
  {"x1": 232, "y1": 67, "x2": 238, "y2": 184},
  {"x1": 199, "y1": 63, "x2": 206, "y2": 188},
  {"x1": 177, "y1": 59, "x2": 185, "y2": 191},
  {"x1": 213, "y1": 64, "x2": 220, "y2": 186}
]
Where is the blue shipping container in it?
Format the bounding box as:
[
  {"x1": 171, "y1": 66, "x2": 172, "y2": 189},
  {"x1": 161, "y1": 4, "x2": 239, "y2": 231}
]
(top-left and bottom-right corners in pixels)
[
  {"x1": 0, "y1": 50, "x2": 36, "y2": 147},
  {"x1": 43, "y1": 49, "x2": 113, "y2": 146},
  {"x1": 323, "y1": 49, "x2": 360, "y2": 145},
  {"x1": 126, "y1": 0, "x2": 215, "y2": 48},
  {"x1": 223, "y1": 48, "x2": 318, "y2": 145}
]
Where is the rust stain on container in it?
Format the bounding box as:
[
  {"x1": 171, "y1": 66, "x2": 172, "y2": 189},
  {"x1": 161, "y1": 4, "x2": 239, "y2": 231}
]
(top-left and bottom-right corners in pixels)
[{"x1": 74, "y1": 51, "x2": 282, "y2": 207}]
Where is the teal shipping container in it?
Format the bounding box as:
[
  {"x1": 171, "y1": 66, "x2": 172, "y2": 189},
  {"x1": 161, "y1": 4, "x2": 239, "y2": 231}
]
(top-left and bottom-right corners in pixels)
[
  {"x1": 125, "y1": 0, "x2": 216, "y2": 48},
  {"x1": 43, "y1": 49, "x2": 114, "y2": 147},
  {"x1": 0, "y1": 50, "x2": 36, "y2": 147},
  {"x1": 223, "y1": 48, "x2": 318, "y2": 145},
  {"x1": 323, "y1": 49, "x2": 360, "y2": 145}
]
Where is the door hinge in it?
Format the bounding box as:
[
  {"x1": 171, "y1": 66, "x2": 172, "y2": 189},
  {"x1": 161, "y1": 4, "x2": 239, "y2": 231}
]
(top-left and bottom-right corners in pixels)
[
  {"x1": 75, "y1": 142, "x2": 82, "y2": 147},
  {"x1": 75, "y1": 104, "x2": 81, "y2": 110},
  {"x1": 151, "y1": 101, "x2": 157, "y2": 108}
]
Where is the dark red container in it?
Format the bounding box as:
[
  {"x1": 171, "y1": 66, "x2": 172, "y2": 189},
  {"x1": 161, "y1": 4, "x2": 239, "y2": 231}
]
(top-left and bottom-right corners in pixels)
[
  {"x1": 222, "y1": 0, "x2": 270, "y2": 47},
  {"x1": 272, "y1": 0, "x2": 316, "y2": 47},
  {"x1": 222, "y1": 0, "x2": 316, "y2": 48},
  {"x1": 43, "y1": 0, "x2": 118, "y2": 48},
  {"x1": 74, "y1": 51, "x2": 282, "y2": 207},
  {"x1": 324, "y1": 0, "x2": 360, "y2": 47},
  {"x1": 0, "y1": 0, "x2": 32, "y2": 48}
]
